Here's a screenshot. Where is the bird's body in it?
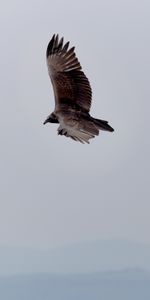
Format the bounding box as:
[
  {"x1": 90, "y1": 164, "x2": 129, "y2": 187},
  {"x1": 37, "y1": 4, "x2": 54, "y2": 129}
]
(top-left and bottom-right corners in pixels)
[{"x1": 44, "y1": 34, "x2": 114, "y2": 143}]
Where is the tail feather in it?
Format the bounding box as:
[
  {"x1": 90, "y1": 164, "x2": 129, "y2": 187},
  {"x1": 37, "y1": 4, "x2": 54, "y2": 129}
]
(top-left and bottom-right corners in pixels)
[{"x1": 93, "y1": 117, "x2": 114, "y2": 132}]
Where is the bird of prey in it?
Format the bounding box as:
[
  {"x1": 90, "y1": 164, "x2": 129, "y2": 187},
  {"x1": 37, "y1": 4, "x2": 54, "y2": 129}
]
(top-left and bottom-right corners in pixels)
[{"x1": 44, "y1": 34, "x2": 114, "y2": 143}]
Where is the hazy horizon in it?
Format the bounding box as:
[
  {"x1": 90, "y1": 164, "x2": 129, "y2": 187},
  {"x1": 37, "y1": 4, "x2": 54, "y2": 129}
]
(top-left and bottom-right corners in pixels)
[{"x1": 0, "y1": 239, "x2": 150, "y2": 276}]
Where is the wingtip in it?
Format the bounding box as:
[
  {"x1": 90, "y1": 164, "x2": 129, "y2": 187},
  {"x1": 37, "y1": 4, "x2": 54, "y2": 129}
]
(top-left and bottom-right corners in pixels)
[
  {"x1": 46, "y1": 34, "x2": 55, "y2": 57},
  {"x1": 46, "y1": 34, "x2": 65, "y2": 57}
]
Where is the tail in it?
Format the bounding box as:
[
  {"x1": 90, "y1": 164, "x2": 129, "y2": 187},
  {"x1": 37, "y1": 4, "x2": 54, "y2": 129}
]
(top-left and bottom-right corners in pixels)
[{"x1": 92, "y1": 117, "x2": 114, "y2": 132}]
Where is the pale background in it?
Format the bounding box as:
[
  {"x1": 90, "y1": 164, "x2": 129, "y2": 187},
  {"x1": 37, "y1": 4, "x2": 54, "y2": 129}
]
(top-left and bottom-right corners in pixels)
[{"x1": 0, "y1": 0, "x2": 150, "y2": 251}]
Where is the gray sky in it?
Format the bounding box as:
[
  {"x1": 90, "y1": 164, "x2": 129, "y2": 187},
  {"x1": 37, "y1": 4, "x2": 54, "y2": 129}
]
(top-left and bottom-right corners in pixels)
[{"x1": 0, "y1": 0, "x2": 150, "y2": 249}]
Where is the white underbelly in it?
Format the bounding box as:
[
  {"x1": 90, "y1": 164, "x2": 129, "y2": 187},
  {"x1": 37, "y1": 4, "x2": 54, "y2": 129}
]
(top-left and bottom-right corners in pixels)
[
  {"x1": 58, "y1": 117, "x2": 75, "y2": 136},
  {"x1": 57, "y1": 116, "x2": 93, "y2": 144}
]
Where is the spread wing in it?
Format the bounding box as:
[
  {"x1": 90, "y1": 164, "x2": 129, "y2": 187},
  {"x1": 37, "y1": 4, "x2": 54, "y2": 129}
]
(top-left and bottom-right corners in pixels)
[{"x1": 46, "y1": 34, "x2": 92, "y2": 113}]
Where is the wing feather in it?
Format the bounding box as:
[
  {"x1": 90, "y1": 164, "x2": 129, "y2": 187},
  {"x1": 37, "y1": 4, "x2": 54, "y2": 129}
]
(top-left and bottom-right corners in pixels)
[{"x1": 46, "y1": 34, "x2": 92, "y2": 112}]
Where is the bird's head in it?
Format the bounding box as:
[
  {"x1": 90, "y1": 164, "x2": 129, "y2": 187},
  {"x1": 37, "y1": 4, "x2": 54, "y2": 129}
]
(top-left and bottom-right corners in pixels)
[{"x1": 43, "y1": 113, "x2": 59, "y2": 124}]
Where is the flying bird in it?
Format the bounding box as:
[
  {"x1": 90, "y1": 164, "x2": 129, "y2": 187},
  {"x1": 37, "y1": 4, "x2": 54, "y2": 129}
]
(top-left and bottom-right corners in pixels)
[{"x1": 44, "y1": 34, "x2": 114, "y2": 143}]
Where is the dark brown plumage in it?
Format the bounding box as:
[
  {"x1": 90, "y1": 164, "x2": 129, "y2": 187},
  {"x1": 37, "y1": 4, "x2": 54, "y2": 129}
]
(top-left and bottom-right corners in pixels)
[{"x1": 44, "y1": 34, "x2": 114, "y2": 143}]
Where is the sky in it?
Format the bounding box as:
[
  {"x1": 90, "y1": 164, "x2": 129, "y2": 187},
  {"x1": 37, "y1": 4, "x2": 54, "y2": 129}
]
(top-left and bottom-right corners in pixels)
[{"x1": 0, "y1": 0, "x2": 150, "y2": 249}]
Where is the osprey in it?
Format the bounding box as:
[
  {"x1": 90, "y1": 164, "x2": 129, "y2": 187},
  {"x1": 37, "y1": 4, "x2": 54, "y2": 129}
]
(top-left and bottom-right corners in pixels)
[{"x1": 44, "y1": 34, "x2": 114, "y2": 143}]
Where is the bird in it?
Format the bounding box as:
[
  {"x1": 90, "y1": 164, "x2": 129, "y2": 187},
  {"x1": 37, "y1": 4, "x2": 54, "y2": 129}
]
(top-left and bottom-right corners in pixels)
[{"x1": 43, "y1": 34, "x2": 114, "y2": 144}]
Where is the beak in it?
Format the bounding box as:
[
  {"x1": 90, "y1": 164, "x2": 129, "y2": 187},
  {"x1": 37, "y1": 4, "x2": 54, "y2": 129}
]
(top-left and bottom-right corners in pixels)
[{"x1": 43, "y1": 118, "x2": 48, "y2": 125}]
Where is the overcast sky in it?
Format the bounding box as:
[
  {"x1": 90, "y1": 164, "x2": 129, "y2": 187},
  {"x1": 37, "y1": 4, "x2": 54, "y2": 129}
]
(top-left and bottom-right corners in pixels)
[{"x1": 0, "y1": 0, "x2": 150, "y2": 249}]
